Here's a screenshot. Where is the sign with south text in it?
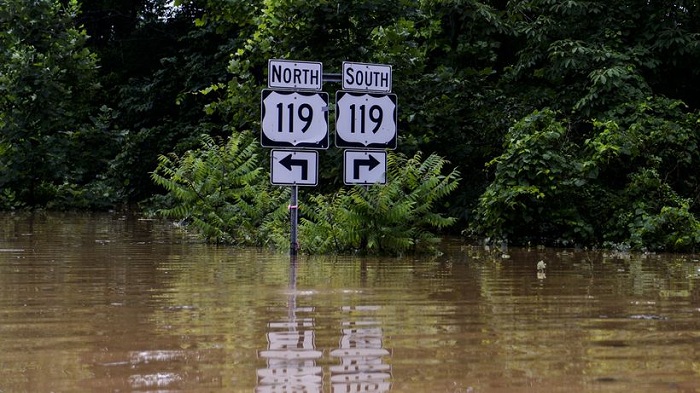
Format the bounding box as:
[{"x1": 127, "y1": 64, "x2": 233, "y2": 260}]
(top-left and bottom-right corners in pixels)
[{"x1": 342, "y1": 62, "x2": 392, "y2": 93}]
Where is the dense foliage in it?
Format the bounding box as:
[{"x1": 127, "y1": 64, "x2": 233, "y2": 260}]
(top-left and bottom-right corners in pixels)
[
  {"x1": 0, "y1": 0, "x2": 119, "y2": 208},
  {"x1": 2, "y1": 0, "x2": 700, "y2": 252},
  {"x1": 295, "y1": 151, "x2": 460, "y2": 254}
]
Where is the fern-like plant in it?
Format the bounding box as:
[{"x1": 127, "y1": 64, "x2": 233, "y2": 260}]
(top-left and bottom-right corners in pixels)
[
  {"x1": 151, "y1": 132, "x2": 286, "y2": 245},
  {"x1": 296, "y1": 151, "x2": 460, "y2": 255}
]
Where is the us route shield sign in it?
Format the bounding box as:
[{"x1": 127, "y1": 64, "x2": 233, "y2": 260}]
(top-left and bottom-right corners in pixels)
[
  {"x1": 335, "y1": 91, "x2": 397, "y2": 149},
  {"x1": 261, "y1": 89, "x2": 329, "y2": 149}
]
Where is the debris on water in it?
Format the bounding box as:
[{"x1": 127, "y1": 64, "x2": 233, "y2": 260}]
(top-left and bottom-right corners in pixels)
[
  {"x1": 628, "y1": 314, "x2": 668, "y2": 320},
  {"x1": 164, "y1": 305, "x2": 196, "y2": 311},
  {"x1": 537, "y1": 260, "x2": 547, "y2": 271}
]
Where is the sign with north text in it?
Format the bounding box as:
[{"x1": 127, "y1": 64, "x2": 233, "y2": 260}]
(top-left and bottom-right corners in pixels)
[{"x1": 268, "y1": 59, "x2": 323, "y2": 91}]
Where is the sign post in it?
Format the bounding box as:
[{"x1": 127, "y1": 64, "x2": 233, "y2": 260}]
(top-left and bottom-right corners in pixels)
[
  {"x1": 263, "y1": 59, "x2": 327, "y2": 256},
  {"x1": 290, "y1": 185, "x2": 299, "y2": 255}
]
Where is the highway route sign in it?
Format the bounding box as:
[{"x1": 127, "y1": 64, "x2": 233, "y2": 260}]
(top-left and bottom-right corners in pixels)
[
  {"x1": 335, "y1": 91, "x2": 397, "y2": 149},
  {"x1": 261, "y1": 89, "x2": 329, "y2": 149}
]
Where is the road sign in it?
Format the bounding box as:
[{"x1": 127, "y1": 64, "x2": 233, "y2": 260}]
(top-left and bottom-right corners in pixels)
[
  {"x1": 268, "y1": 59, "x2": 323, "y2": 91},
  {"x1": 343, "y1": 150, "x2": 386, "y2": 185},
  {"x1": 261, "y1": 89, "x2": 329, "y2": 149},
  {"x1": 342, "y1": 62, "x2": 392, "y2": 93},
  {"x1": 335, "y1": 91, "x2": 397, "y2": 149},
  {"x1": 271, "y1": 150, "x2": 318, "y2": 186}
]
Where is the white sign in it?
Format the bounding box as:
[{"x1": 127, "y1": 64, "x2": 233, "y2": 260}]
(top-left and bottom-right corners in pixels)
[
  {"x1": 335, "y1": 91, "x2": 397, "y2": 149},
  {"x1": 343, "y1": 150, "x2": 386, "y2": 185},
  {"x1": 268, "y1": 59, "x2": 323, "y2": 91},
  {"x1": 342, "y1": 62, "x2": 392, "y2": 93},
  {"x1": 261, "y1": 89, "x2": 329, "y2": 149},
  {"x1": 271, "y1": 150, "x2": 318, "y2": 186}
]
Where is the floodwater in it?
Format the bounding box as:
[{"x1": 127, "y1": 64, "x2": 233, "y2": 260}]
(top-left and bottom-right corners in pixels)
[{"x1": 1, "y1": 213, "x2": 700, "y2": 393}]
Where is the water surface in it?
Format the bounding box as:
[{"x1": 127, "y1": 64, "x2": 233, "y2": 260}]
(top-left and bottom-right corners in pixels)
[{"x1": 1, "y1": 212, "x2": 700, "y2": 392}]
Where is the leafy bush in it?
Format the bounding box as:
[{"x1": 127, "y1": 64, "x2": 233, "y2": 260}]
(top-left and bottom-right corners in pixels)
[
  {"x1": 294, "y1": 152, "x2": 460, "y2": 255},
  {"x1": 152, "y1": 132, "x2": 287, "y2": 245},
  {"x1": 471, "y1": 109, "x2": 593, "y2": 245}
]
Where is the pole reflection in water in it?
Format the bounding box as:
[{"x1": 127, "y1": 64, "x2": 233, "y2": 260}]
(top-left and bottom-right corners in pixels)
[
  {"x1": 330, "y1": 306, "x2": 392, "y2": 393},
  {"x1": 256, "y1": 257, "x2": 323, "y2": 393}
]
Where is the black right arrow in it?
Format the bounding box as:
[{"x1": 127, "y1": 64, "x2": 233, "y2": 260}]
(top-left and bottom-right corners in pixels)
[
  {"x1": 353, "y1": 154, "x2": 380, "y2": 179},
  {"x1": 279, "y1": 153, "x2": 309, "y2": 180}
]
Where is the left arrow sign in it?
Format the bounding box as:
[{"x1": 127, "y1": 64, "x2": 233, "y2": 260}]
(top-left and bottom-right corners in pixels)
[
  {"x1": 271, "y1": 150, "x2": 318, "y2": 186},
  {"x1": 279, "y1": 153, "x2": 309, "y2": 181}
]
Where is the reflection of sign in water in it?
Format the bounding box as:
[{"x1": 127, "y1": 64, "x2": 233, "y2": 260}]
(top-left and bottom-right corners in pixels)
[
  {"x1": 330, "y1": 306, "x2": 392, "y2": 392},
  {"x1": 256, "y1": 264, "x2": 392, "y2": 392},
  {"x1": 256, "y1": 262, "x2": 322, "y2": 392}
]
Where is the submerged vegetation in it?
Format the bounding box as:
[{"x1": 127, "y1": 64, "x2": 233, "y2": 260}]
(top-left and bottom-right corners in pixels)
[
  {"x1": 153, "y1": 132, "x2": 460, "y2": 255},
  {"x1": 2, "y1": 0, "x2": 700, "y2": 253}
]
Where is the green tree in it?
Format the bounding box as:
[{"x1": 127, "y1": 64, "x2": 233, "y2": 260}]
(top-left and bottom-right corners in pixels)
[
  {"x1": 369, "y1": 0, "x2": 513, "y2": 220},
  {"x1": 504, "y1": 0, "x2": 700, "y2": 118},
  {"x1": 0, "y1": 0, "x2": 117, "y2": 208},
  {"x1": 74, "y1": 0, "x2": 245, "y2": 203},
  {"x1": 472, "y1": 101, "x2": 700, "y2": 252},
  {"x1": 470, "y1": 0, "x2": 700, "y2": 251}
]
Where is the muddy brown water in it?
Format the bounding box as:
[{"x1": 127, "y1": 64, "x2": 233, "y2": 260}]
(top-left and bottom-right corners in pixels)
[{"x1": 1, "y1": 212, "x2": 700, "y2": 393}]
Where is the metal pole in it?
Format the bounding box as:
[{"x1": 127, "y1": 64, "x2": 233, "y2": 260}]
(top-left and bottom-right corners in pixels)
[{"x1": 290, "y1": 185, "x2": 299, "y2": 256}]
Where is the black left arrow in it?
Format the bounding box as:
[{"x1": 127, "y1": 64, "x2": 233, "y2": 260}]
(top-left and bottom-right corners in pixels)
[
  {"x1": 353, "y1": 154, "x2": 380, "y2": 179},
  {"x1": 279, "y1": 153, "x2": 309, "y2": 180}
]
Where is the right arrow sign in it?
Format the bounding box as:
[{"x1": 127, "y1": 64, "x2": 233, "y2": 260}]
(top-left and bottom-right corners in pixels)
[{"x1": 343, "y1": 150, "x2": 387, "y2": 185}]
